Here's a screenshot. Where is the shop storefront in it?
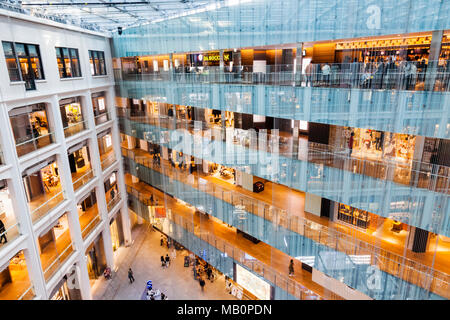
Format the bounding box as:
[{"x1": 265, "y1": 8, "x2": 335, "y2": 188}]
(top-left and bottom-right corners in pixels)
[
  {"x1": 351, "y1": 128, "x2": 384, "y2": 160},
  {"x1": 97, "y1": 130, "x2": 114, "y2": 158},
  {"x1": 336, "y1": 203, "x2": 372, "y2": 229},
  {"x1": 22, "y1": 158, "x2": 60, "y2": 202},
  {"x1": 0, "y1": 250, "x2": 32, "y2": 300},
  {"x1": 59, "y1": 97, "x2": 84, "y2": 136},
  {"x1": 85, "y1": 233, "x2": 107, "y2": 283},
  {"x1": 9, "y1": 103, "x2": 52, "y2": 156},
  {"x1": 110, "y1": 213, "x2": 124, "y2": 253},
  {"x1": 92, "y1": 92, "x2": 107, "y2": 124},
  {"x1": 68, "y1": 143, "x2": 91, "y2": 177},
  {"x1": 203, "y1": 160, "x2": 236, "y2": 185}
]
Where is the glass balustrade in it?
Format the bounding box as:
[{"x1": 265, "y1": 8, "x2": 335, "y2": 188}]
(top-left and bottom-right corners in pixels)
[
  {"x1": 0, "y1": 223, "x2": 20, "y2": 249},
  {"x1": 29, "y1": 190, "x2": 65, "y2": 223},
  {"x1": 118, "y1": 109, "x2": 449, "y2": 194},
  {"x1": 42, "y1": 243, "x2": 74, "y2": 281},
  {"x1": 118, "y1": 118, "x2": 450, "y2": 237},
  {"x1": 72, "y1": 169, "x2": 95, "y2": 191},
  {"x1": 114, "y1": 60, "x2": 450, "y2": 92},
  {"x1": 94, "y1": 111, "x2": 111, "y2": 126},
  {"x1": 15, "y1": 132, "x2": 55, "y2": 157},
  {"x1": 115, "y1": 79, "x2": 450, "y2": 140},
  {"x1": 63, "y1": 120, "x2": 88, "y2": 138},
  {"x1": 126, "y1": 190, "x2": 327, "y2": 300},
  {"x1": 100, "y1": 152, "x2": 116, "y2": 171},
  {"x1": 107, "y1": 194, "x2": 121, "y2": 212},
  {"x1": 123, "y1": 154, "x2": 449, "y2": 300}
]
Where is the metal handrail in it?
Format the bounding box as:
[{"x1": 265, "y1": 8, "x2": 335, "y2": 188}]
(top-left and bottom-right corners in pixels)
[
  {"x1": 107, "y1": 195, "x2": 121, "y2": 211},
  {"x1": 15, "y1": 131, "x2": 54, "y2": 147}
]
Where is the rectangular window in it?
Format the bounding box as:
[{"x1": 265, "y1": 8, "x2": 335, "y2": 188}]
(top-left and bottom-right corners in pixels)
[
  {"x1": 56, "y1": 47, "x2": 81, "y2": 78},
  {"x1": 2, "y1": 41, "x2": 21, "y2": 81},
  {"x1": 88, "y1": 50, "x2": 107, "y2": 76},
  {"x1": 2, "y1": 42, "x2": 44, "y2": 90}
]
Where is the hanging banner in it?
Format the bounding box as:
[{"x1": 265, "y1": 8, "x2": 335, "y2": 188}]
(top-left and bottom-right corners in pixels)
[{"x1": 154, "y1": 206, "x2": 166, "y2": 218}]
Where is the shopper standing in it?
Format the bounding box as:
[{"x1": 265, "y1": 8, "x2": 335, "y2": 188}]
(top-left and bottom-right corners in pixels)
[
  {"x1": 128, "y1": 268, "x2": 135, "y2": 283},
  {"x1": 289, "y1": 259, "x2": 294, "y2": 277},
  {"x1": 348, "y1": 132, "x2": 354, "y2": 157}
]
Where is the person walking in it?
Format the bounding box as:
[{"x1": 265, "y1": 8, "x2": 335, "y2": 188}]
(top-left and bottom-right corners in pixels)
[
  {"x1": 165, "y1": 254, "x2": 170, "y2": 267},
  {"x1": 199, "y1": 276, "x2": 206, "y2": 292},
  {"x1": 160, "y1": 235, "x2": 164, "y2": 246},
  {"x1": 170, "y1": 248, "x2": 177, "y2": 261},
  {"x1": 128, "y1": 268, "x2": 135, "y2": 283},
  {"x1": 161, "y1": 255, "x2": 165, "y2": 267},
  {"x1": 289, "y1": 259, "x2": 294, "y2": 277},
  {"x1": 0, "y1": 219, "x2": 7, "y2": 244}
]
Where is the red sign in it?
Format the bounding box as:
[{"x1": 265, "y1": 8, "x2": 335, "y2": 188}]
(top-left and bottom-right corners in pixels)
[{"x1": 154, "y1": 206, "x2": 166, "y2": 218}]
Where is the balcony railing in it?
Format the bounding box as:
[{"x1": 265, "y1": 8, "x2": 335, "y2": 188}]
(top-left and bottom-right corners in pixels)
[
  {"x1": 100, "y1": 152, "x2": 116, "y2": 171},
  {"x1": 118, "y1": 110, "x2": 450, "y2": 195},
  {"x1": 107, "y1": 195, "x2": 121, "y2": 212},
  {"x1": 0, "y1": 222, "x2": 20, "y2": 248},
  {"x1": 72, "y1": 169, "x2": 94, "y2": 191},
  {"x1": 81, "y1": 214, "x2": 101, "y2": 239},
  {"x1": 94, "y1": 111, "x2": 111, "y2": 126},
  {"x1": 63, "y1": 120, "x2": 88, "y2": 138},
  {"x1": 42, "y1": 243, "x2": 75, "y2": 281},
  {"x1": 124, "y1": 150, "x2": 450, "y2": 299},
  {"x1": 115, "y1": 60, "x2": 450, "y2": 92},
  {"x1": 15, "y1": 132, "x2": 55, "y2": 157},
  {"x1": 17, "y1": 286, "x2": 35, "y2": 300},
  {"x1": 30, "y1": 190, "x2": 65, "y2": 223},
  {"x1": 127, "y1": 188, "x2": 328, "y2": 300}
]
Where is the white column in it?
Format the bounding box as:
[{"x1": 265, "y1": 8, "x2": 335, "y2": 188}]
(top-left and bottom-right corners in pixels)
[
  {"x1": 108, "y1": 86, "x2": 132, "y2": 245},
  {"x1": 48, "y1": 94, "x2": 93, "y2": 299},
  {"x1": 82, "y1": 90, "x2": 115, "y2": 270}
]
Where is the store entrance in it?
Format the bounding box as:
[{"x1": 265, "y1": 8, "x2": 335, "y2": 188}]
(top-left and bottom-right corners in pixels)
[{"x1": 85, "y1": 233, "x2": 107, "y2": 285}]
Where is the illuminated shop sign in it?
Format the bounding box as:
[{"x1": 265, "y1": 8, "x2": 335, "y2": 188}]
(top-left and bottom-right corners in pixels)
[{"x1": 202, "y1": 52, "x2": 231, "y2": 62}]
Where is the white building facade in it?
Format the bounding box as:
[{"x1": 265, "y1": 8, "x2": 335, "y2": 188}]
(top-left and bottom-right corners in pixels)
[{"x1": 0, "y1": 9, "x2": 130, "y2": 300}]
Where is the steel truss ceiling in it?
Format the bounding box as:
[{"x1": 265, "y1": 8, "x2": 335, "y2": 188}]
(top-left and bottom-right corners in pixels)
[{"x1": 3, "y1": 0, "x2": 226, "y2": 34}]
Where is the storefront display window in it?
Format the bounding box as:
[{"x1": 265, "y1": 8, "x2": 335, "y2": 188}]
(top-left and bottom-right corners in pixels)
[
  {"x1": 337, "y1": 203, "x2": 371, "y2": 229},
  {"x1": 383, "y1": 132, "x2": 416, "y2": 163},
  {"x1": 351, "y1": 128, "x2": 384, "y2": 160}
]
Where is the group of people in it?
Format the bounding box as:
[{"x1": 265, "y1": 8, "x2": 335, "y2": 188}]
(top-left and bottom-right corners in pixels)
[
  {"x1": 160, "y1": 235, "x2": 177, "y2": 268},
  {"x1": 304, "y1": 56, "x2": 450, "y2": 91},
  {"x1": 194, "y1": 262, "x2": 214, "y2": 292}
]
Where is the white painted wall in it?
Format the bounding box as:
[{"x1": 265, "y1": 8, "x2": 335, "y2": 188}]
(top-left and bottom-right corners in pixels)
[{"x1": 305, "y1": 192, "x2": 322, "y2": 216}]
